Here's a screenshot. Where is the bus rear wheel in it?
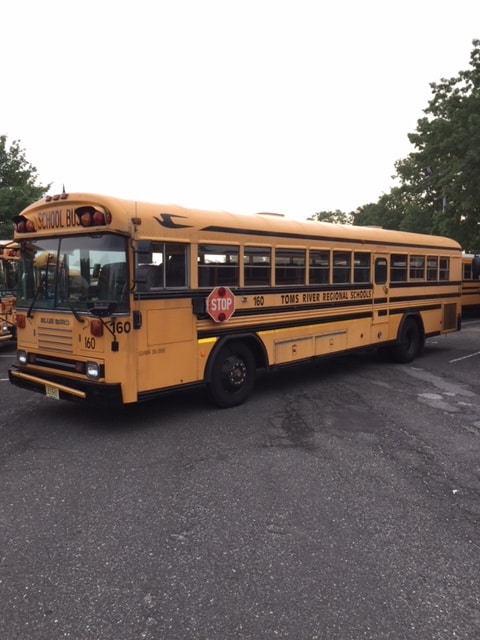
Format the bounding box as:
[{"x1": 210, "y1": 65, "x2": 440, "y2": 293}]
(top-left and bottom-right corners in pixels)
[
  {"x1": 391, "y1": 317, "x2": 423, "y2": 363},
  {"x1": 207, "y1": 341, "x2": 255, "y2": 408}
]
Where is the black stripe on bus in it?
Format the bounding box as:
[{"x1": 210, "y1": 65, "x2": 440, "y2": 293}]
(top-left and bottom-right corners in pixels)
[
  {"x1": 197, "y1": 302, "x2": 447, "y2": 340},
  {"x1": 198, "y1": 310, "x2": 374, "y2": 339},
  {"x1": 200, "y1": 225, "x2": 460, "y2": 252},
  {"x1": 391, "y1": 304, "x2": 441, "y2": 315},
  {"x1": 134, "y1": 281, "x2": 461, "y2": 302},
  {"x1": 204, "y1": 295, "x2": 445, "y2": 323},
  {"x1": 134, "y1": 292, "x2": 459, "y2": 312},
  {"x1": 388, "y1": 292, "x2": 459, "y2": 304},
  {"x1": 390, "y1": 280, "x2": 462, "y2": 289},
  {"x1": 228, "y1": 299, "x2": 373, "y2": 318}
]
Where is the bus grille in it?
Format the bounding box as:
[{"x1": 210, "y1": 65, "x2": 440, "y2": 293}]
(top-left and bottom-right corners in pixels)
[
  {"x1": 38, "y1": 326, "x2": 73, "y2": 353},
  {"x1": 443, "y1": 303, "x2": 457, "y2": 331}
]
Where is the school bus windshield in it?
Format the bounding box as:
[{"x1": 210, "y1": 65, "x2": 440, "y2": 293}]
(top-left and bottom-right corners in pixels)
[
  {"x1": 0, "y1": 261, "x2": 17, "y2": 294},
  {"x1": 0, "y1": 253, "x2": 18, "y2": 295},
  {"x1": 17, "y1": 234, "x2": 129, "y2": 314}
]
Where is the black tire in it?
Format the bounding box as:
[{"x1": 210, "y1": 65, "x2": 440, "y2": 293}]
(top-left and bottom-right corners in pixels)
[
  {"x1": 207, "y1": 341, "x2": 256, "y2": 408},
  {"x1": 391, "y1": 317, "x2": 423, "y2": 363}
]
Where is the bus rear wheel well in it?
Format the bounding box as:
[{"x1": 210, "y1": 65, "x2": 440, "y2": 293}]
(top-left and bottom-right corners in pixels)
[
  {"x1": 205, "y1": 334, "x2": 267, "y2": 383},
  {"x1": 203, "y1": 335, "x2": 268, "y2": 408},
  {"x1": 391, "y1": 313, "x2": 425, "y2": 363}
]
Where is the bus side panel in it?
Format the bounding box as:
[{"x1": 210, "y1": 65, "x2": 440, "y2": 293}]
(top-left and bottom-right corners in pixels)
[
  {"x1": 259, "y1": 316, "x2": 374, "y2": 365},
  {"x1": 136, "y1": 299, "x2": 198, "y2": 392}
]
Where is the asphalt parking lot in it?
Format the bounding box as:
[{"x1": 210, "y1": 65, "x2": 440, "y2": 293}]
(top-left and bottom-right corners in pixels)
[{"x1": 1, "y1": 319, "x2": 480, "y2": 639}]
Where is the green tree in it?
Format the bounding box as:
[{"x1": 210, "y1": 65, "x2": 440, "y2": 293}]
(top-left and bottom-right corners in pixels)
[
  {"x1": 308, "y1": 209, "x2": 353, "y2": 224},
  {"x1": 393, "y1": 39, "x2": 480, "y2": 250},
  {"x1": 353, "y1": 193, "x2": 403, "y2": 230},
  {"x1": 353, "y1": 189, "x2": 433, "y2": 234},
  {"x1": 0, "y1": 136, "x2": 51, "y2": 239},
  {"x1": 352, "y1": 202, "x2": 385, "y2": 227}
]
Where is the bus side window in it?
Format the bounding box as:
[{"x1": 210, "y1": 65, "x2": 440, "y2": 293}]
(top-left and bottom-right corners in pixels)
[
  {"x1": 216, "y1": 265, "x2": 239, "y2": 286},
  {"x1": 375, "y1": 258, "x2": 387, "y2": 285},
  {"x1": 198, "y1": 245, "x2": 239, "y2": 287},
  {"x1": 309, "y1": 250, "x2": 329, "y2": 285},
  {"x1": 136, "y1": 264, "x2": 163, "y2": 291},
  {"x1": 333, "y1": 252, "x2": 351, "y2": 284},
  {"x1": 198, "y1": 263, "x2": 212, "y2": 287},
  {"x1": 390, "y1": 254, "x2": 407, "y2": 282},
  {"x1": 275, "y1": 249, "x2": 305, "y2": 285},
  {"x1": 439, "y1": 257, "x2": 450, "y2": 281},
  {"x1": 427, "y1": 257, "x2": 438, "y2": 281},
  {"x1": 409, "y1": 255, "x2": 425, "y2": 280},
  {"x1": 166, "y1": 254, "x2": 186, "y2": 287},
  {"x1": 354, "y1": 252, "x2": 370, "y2": 283},
  {"x1": 244, "y1": 247, "x2": 271, "y2": 286}
]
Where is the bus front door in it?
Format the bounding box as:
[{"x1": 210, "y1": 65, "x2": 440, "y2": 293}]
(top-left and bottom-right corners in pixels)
[{"x1": 372, "y1": 255, "x2": 390, "y2": 331}]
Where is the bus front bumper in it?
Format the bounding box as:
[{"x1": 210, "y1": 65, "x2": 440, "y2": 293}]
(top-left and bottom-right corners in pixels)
[
  {"x1": 8, "y1": 367, "x2": 123, "y2": 404},
  {"x1": 0, "y1": 325, "x2": 14, "y2": 341}
]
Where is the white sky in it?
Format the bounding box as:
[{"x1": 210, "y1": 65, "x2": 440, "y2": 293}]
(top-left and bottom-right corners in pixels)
[{"x1": 1, "y1": 0, "x2": 479, "y2": 220}]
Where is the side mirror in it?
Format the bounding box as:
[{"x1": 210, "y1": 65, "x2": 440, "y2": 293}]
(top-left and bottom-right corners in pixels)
[
  {"x1": 88, "y1": 301, "x2": 117, "y2": 317},
  {"x1": 134, "y1": 240, "x2": 152, "y2": 263}
]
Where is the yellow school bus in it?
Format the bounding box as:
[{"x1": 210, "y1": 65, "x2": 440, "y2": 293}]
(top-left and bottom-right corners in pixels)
[
  {"x1": 9, "y1": 192, "x2": 462, "y2": 407},
  {"x1": 461, "y1": 253, "x2": 480, "y2": 312},
  {"x1": 0, "y1": 240, "x2": 18, "y2": 342}
]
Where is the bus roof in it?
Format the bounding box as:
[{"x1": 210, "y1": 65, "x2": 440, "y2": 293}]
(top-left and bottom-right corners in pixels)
[{"x1": 17, "y1": 192, "x2": 462, "y2": 251}]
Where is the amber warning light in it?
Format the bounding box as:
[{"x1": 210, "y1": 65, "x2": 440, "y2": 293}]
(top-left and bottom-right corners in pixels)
[{"x1": 16, "y1": 313, "x2": 26, "y2": 329}]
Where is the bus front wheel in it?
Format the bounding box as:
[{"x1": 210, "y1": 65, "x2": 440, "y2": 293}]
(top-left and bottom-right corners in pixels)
[
  {"x1": 391, "y1": 317, "x2": 423, "y2": 363},
  {"x1": 207, "y1": 341, "x2": 256, "y2": 408}
]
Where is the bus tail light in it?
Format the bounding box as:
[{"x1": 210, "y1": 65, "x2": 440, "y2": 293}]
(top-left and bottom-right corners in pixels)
[
  {"x1": 90, "y1": 319, "x2": 104, "y2": 337},
  {"x1": 75, "y1": 206, "x2": 111, "y2": 227},
  {"x1": 16, "y1": 313, "x2": 26, "y2": 329}
]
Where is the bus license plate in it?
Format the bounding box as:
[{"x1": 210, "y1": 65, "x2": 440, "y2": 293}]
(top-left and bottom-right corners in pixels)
[{"x1": 45, "y1": 385, "x2": 59, "y2": 400}]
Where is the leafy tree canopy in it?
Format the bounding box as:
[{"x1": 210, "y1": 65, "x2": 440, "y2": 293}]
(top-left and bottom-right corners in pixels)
[
  {"x1": 0, "y1": 135, "x2": 50, "y2": 239},
  {"x1": 392, "y1": 38, "x2": 480, "y2": 250},
  {"x1": 316, "y1": 40, "x2": 480, "y2": 251},
  {"x1": 308, "y1": 209, "x2": 353, "y2": 225}
]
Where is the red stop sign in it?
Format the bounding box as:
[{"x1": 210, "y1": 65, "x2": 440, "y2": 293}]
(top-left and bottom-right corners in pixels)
[{"x1": 206, "y1": 286, "x2": 236, "y2": 322}]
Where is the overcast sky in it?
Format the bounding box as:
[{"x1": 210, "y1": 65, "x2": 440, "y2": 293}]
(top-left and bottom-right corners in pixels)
[{"x1": 2, "y1": 0, "x2": 479, "y2": 220}]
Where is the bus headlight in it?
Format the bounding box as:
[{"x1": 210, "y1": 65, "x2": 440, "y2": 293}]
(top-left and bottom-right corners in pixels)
[
  {"x1": 1, "y1": 321, "x2": 8, "y2": 334},
  {"x1": 86, "y1": 361, "x2": 100, "y2": 379},
  {"x1": 18, "y1": 350, "x2": 28, "y2": 365}
]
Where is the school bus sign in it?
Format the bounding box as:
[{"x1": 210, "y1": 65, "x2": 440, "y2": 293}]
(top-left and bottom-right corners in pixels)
[{"x1": 206, "y1": 286, "x2": 235, "y2": 322}]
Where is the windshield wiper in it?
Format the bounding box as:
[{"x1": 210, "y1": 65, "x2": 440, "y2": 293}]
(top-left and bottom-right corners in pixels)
[
  {"x1": 62, "y1": 291, "x2": 85, "y2": 323},
  {"x1": 27, "y1": 278, "x2": 45, "y2": 318},
  {"x1": 27, "y1": 250, "x2": 54, "y2": 318},
  {"x1": 60, "y1": 254, "x2": 84, "y2": 323}
]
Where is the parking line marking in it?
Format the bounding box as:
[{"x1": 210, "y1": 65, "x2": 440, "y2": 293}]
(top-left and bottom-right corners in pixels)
[{"x1": 450, "y1": 351, "x2": 480, "y2": 363}]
